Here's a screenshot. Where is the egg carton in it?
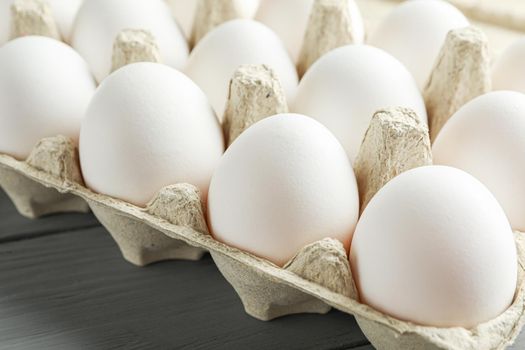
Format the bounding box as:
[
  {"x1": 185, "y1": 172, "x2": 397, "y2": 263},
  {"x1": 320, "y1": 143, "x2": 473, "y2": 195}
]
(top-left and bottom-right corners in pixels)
[{"x1": 1, "y1": 0, "x2": 525, "y2": 349}]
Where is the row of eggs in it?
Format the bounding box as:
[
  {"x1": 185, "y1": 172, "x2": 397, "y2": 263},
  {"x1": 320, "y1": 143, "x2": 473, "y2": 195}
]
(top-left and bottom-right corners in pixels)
[{"x1": 0, "y1": 0, "x2": 524, "y2": 332}]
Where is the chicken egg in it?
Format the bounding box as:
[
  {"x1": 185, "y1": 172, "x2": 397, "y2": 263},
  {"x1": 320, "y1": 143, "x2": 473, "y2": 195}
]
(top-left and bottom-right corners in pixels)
[
  {"x1": 370, "y1": 0, "x2": 469, "y2": 90},
  {"x1": 433, "y1": 91, "x2": 525, "y2": 232},
  {"x1": 71, "y1": 0, "x2": 188, "y2": 83},
  {"x1": 208, "y1": 113, "x2": 359, "y2": 267},
  {"x1": 293, "y1": 44, "x2": 426, "y2": 162},
  {"x1": 350, "y1": 166, "x2": 517, "y2": 328},
  {"x1": 79, "y1": 62, "x2": 224, "y2": 206},
  {"x1": 185, "y1": 19, "x2": 298, "y2": 118},
  {"x1": 0, "y1": 0, "x2": 83, "y2": 44},
  {"x1": 0, "y1": 36, "x2": 96, "y2": 159},
  {"x1": 493, "y1": 37, "x2": 525, "y2": 94},
  {"x1": 255, "y1": 0, "x2": 364, "y2": 62},
  {"x1": 167, "y1": 0, "x2": 260, "y2": 38}
]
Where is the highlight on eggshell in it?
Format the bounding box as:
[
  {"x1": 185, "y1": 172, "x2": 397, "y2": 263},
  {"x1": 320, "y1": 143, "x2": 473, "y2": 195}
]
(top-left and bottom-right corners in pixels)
[
  {"x1": 255, "y1": 0, "x2": 364, "y2": 63},
  {"x1": 493, "y1": 37, "x2": 525, "y2": 94},
  {"x1": 433, "y1": 91, "x2": 525, "y2": 232},
  {"x1": 350, "y1": 165, "x2": 518, "y2": 328},
  {"x1": 370, "y1": 0, "x2": 469, "y2": 90},
  {"x1": 293, "y1": 44, "x2": 427, "y2": 162},
  {"x1": 0, "y1": 0, "x2": 83, "y2": 44},
  {"x1": 184, "y1": 19, "x2": 298, "y2": 119},
  {"x1": 79, "y1": 62, "x2": 224, "y2": 207},
  {"x1": 208, "y1": 113, "x2": 360, "y2": 267},
  {"x1": 71, "y1": 0, "x2": 188, "y2": 83},
  {"x1": 167, "y1": 0, "x2": 260, "y2": 38},
  {"x1": 0, "y1": 36, "x2": 96, "y2": 160}
]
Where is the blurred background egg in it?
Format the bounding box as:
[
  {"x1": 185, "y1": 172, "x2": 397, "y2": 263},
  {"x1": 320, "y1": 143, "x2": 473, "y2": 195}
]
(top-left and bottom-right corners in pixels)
[
  {"x1": 293, "y1": 44, "x2": 426, "y2": 162},
  {"x1": 208, "y1": 114, "x2": 359, "y2": 266},
  {"x1": 350, "y1": 165, "x2": 517, "y2": 328},
  {"x1": 46, "y1": 0, "x2": 84, "y2": 42},
  {"x1": 493, "y1": 37, "x2": 525, "y2": 94},
  {"x1": 0, "y1": 36, "x2": 96, "y2": 159},
  {"x1": 0, "y1": 0, "x2": 84, "y2": 44},
  {"x1": 370, "y1": 0, "x2": 469, "y2": 90},
  {"x1": 185, "y1": 19, "x2": 298, "y2": 118},
  {"x1": 71, "y1": 0, "x2": 188, "y2": 83},
  {"x1": 167, "y1": 0, "x2": 260, "y2": 39},
  {"x1": 79, "y1": 62, "x2": 224, "y2": 206},
  {"x1": 255, "y1": 0, "x2": 364, "y2": 63},
  {"x1": 433, "y1": 91, "x2": 525, "y2": 232}
]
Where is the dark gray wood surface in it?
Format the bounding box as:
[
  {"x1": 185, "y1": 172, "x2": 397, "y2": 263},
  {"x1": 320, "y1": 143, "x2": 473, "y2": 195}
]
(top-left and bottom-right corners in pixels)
[
  {"x1": 0, "y1": 190, "x2": 99, "y2": 243},
  {"x1": 0, "y1": 189, "x2": 371, "y2": 349}
]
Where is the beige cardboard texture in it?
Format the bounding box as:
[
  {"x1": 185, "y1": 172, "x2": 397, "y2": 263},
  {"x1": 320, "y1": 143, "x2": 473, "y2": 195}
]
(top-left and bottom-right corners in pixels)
[
  {"x1": 297, "y1": 0, "x2": 360, "y2": 76},
  {"x1": 111, "y1": 29, "x2": 162, "y2": 73},
  {"x1": 0, "y1": 165, "x2": 88, "y2": 219},
  {"x1": 222, "y1": 64, "x2": 288, "y2": 146},
  {"x1": 10, "y1": 0, "x2": 60, "y2": 41},
  {"x1": 1, "y1": 1, "x2": 525, "y2": 349},
  {"x1": 424, "y1": 26, "x2": 491, "y2": 141},
  {"x1": 0, "y1": 136, "x2": 88, "y2": 218},
  {"x1": 88, "y1": 196, "x2": 207, "y2": 266},
  {"x1": 354, "y1": 107, "x2": 432, "y2": 211},
  {"x1": 190, "y1": 0, "x2": 239, "y2": 47}
]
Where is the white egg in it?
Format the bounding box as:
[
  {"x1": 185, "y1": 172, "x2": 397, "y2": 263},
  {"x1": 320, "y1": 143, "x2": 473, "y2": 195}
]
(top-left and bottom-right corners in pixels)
[
  {"x1": 0, "y1": 36, "x2": 96, "y2": 159},
  {"x1": 71, "y1": 0, "x2": 188, "y2": 83},
  {"x1": 433, "y1": 91, "x2": 525, "y2": 232},
  {"x1": 185, "y1": 19, "x2": 298, "y2": 118},
  {"x1": 350, "y1": 166, "x2": 517, "y2": 328},
  {"x1": 370, "y1": 0, "x2": 469, "y2": 90},
  {"x1": 255, "y1": 0, "x2": 365, "y2": 62},
  {"x1": 293, "y1": 45, "x2": 427, "y2": 162},
  {"x1": 79, "y1": 62, "x2": 224, "y2": 206},
  {"x1": 493, "y1": 37, "x2": 525, "y2": 94},
  {"x1": 166, "y1": 0, "x2": 260, "y2": 38},
  {"x1": 0, "y1": 0, "x2": 83, "y2": 44},
  {"x1": 208, "y1": 114, "x2": 359, "y2": 267}
]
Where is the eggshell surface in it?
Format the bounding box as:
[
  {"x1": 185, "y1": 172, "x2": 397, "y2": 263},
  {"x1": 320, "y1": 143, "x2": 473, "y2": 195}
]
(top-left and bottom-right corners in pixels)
[
  {"x1": 0, "y1": 0, "x2": 83, "y2": 44},
  {"x1": 167, "y1": 0, "x2": 260, "y2": 38},
  {"x1": 185, "y1": 19, "x2": 298, "y2": 118},
  {"x1": 71, "y1": 0, "x2": 188, "y2": 83},
  {"x1": 255, "y1": 0, "x2": 364, "y2": 62},
  {"x1": 433, "y1": 91, "x2": 525, "y2": 232},
  {"x1": 79, "y1": 62, "x2": 224, "y2": 206},
  {"x1": 208, "y1": 114, "x2": 359, "y2": 267},
  {"x1": 370, "y1": 0, "x2": 469, "y2": 90},
  {"x1": 0, "y1": 36, "x2": 96, "y2": 159},
  {"x1": 493, "y1": 38, "x2": 525, "y2": 94},
  {"x1": 293, "y1": 45, "x2": 426, "y2": 162},
  {"x1": 350, "y1": 166, "x2": 517, "y2": 328}
]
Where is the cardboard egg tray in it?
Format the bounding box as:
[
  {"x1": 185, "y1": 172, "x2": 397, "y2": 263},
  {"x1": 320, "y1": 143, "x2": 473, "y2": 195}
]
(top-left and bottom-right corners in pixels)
[{"x1": 2, "y1": 0, "x2": 525, "y2": 349}]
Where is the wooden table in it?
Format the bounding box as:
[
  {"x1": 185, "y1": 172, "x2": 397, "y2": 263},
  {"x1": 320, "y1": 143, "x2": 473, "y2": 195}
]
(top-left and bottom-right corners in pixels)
[{"x1": 1, "y1": 189, "x2": 524, "y2": 349}]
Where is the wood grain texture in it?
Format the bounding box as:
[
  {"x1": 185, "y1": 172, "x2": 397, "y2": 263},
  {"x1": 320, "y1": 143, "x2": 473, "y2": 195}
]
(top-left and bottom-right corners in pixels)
[
  {"x1": 0, "y1": 226, "x2": 370, "y2": 349},
  {"x1": 0, "y1": 189, "x2": 99, "y2": 242}
]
